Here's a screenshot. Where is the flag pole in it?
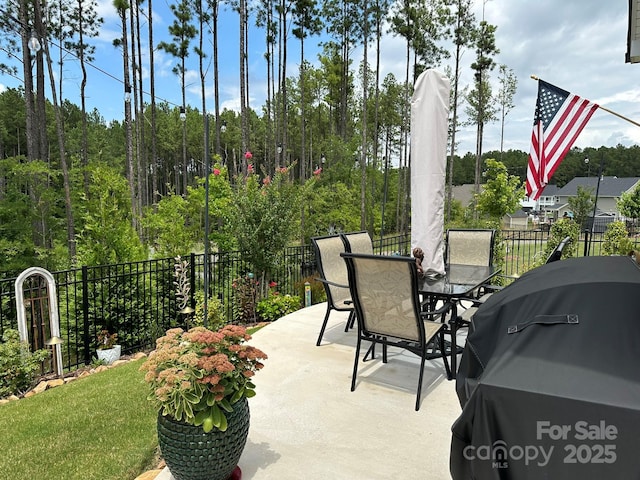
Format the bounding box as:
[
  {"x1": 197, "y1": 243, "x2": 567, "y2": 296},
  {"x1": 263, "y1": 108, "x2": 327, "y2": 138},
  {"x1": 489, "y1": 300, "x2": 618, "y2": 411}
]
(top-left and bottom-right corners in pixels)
[{"x1": 530, "y1": 75, "x2": 640, "y2": 128}]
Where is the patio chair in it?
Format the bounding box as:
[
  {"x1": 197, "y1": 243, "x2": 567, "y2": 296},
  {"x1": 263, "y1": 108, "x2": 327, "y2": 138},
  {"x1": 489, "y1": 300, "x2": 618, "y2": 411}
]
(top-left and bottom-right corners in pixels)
[
  {"x1": 340, "y1": 231, "x2": 374, "y2": 255},
  {"x1": 311, "y1": 234, "x2": 356, "y2": 346},
  {"x1": 445, "y1": 228, "x2": 496, "y2": 267},
  {"x1": 341, "y1": 252, "x2": 451, "y2": 410}
]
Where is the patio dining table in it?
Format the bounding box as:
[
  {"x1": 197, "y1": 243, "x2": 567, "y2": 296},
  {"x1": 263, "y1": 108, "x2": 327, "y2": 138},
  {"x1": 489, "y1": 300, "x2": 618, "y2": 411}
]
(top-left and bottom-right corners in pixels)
[{"x1": 418, "y1": 264, "x2": 500, "y2": 378}]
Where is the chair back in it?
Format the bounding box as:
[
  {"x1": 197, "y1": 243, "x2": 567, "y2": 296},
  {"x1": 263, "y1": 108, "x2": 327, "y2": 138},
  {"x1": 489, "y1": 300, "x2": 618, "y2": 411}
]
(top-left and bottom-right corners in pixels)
[
  {"x1": 546, "y1": 236, "x2": 571, "y2": 263},
  {"x1": 311, "y1": 235, "x2": 351, "y2": 307},
  {"x1": 445, "y1": 229, "x2": 495, "y2": 266},
  {"x1": 342, "y1": 253, "x2": 423, "y2": 342},
  {"x1": 341, "y1": 231, "x2": 374, "y2": 254}
]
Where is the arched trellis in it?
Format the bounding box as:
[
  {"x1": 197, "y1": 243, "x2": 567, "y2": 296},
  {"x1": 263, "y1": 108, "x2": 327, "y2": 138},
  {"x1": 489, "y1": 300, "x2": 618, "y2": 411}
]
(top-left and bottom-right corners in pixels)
[{"x1": 14, "y1": 267, "x2": 63, "y2": 376}]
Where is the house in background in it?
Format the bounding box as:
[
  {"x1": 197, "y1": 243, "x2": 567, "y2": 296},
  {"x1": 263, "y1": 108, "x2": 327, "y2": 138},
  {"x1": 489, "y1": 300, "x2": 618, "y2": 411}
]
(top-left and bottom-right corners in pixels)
[{"x1": 556, "y1": 176, "x2": 640, "y2": 217}]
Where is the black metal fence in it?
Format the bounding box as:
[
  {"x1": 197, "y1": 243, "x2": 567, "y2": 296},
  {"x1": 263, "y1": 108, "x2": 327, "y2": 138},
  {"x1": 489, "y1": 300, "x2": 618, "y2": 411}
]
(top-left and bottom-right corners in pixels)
[{"x1": 0, "y1": 230, "x2": 628, "y2": 374}]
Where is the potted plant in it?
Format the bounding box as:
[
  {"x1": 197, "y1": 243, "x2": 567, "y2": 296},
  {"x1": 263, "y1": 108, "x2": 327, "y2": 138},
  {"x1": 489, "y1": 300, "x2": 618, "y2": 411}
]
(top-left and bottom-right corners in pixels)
[
  {"x1": 140, "y1": 325, "x2": 267, "y2": 480},
  {"x1": 95, "y1": 330, "x2": 121, "y2": 365}
]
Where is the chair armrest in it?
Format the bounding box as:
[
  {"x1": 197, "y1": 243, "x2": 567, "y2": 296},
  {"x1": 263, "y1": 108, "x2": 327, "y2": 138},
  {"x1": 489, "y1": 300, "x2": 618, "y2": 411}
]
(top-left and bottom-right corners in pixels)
[
  {"x1": 420, "y1": 301, "x2": 452, "y2": 319},
  {"x1": 314, "y1": 277, "x2": 349, "y2": 289}
]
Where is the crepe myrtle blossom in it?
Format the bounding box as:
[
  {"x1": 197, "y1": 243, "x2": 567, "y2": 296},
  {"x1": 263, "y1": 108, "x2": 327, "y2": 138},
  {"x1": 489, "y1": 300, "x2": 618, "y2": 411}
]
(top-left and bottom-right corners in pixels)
[
  {"x1": 313, "y1": 167, "x2": 322, "y2": 176},
  {"x1": 247, "y1": 164, "x2": 254, "y2": 173},
  {"x1": 213, "y1": 168, "x2": 221, "y2": 176},
  {"x1": 244, "y1": 151, "x2": 253, "y2": 160}
]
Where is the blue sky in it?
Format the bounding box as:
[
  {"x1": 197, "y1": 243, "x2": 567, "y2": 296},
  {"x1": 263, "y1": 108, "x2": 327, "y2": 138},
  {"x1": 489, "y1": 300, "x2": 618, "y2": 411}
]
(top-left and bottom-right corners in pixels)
[{"x1": 1, "y1": 0, "x2": 639, "y2": 157}]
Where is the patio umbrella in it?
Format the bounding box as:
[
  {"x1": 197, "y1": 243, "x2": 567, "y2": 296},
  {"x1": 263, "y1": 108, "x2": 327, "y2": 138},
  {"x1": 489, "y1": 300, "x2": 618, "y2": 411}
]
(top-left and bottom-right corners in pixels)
[
  {"x1": 410, "y1": 69, "x2": 450, "y2": 276},
  {"x1": 451, "y1": 255, "x2": 640, "y2": 479}
]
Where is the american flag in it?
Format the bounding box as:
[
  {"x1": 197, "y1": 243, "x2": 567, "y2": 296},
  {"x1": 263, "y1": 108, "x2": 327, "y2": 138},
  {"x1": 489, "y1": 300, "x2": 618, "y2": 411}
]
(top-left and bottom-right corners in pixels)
[{"x1": 526, "y1": 80, "x2": 599, "y2": 200}]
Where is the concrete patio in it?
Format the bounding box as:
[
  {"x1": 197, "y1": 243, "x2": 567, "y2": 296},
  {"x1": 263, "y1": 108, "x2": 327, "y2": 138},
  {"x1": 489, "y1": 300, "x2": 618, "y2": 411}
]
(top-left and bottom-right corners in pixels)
[{"x1": 156, "y1": 302, "x2": 462, "y2": 480}]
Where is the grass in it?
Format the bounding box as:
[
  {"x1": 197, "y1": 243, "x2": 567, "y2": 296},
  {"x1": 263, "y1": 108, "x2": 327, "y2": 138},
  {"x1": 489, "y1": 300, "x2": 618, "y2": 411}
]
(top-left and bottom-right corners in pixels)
[{"x1": 0, "y1": 358, "x2": 158, "y2": 480}]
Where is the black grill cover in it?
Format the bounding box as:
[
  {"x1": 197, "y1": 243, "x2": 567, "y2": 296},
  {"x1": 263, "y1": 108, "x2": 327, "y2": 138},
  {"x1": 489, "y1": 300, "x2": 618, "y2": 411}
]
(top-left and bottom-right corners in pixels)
[{"x1": 451, "y1": 256, "x2": 640, "y2": 479}]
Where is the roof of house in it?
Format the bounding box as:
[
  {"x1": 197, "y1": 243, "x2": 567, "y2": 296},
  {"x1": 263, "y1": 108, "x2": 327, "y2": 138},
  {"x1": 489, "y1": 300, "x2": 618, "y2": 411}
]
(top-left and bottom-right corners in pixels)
[
  {"x1": 538, "y1": 184, "x2": 561, "y2": 197},
  {"x1": 451, "y1": 184, "x2": 476, "y2": 206},
  {"x1": 556, "y1": 176, "x2": 640, "y2": 197}
]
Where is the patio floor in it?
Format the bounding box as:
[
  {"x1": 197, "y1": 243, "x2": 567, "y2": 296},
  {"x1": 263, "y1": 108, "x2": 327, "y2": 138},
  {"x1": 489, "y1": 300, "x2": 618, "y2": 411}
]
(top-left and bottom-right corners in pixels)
[{"x1": 155, "y1": 302, "x2": 463, "y2": 480}]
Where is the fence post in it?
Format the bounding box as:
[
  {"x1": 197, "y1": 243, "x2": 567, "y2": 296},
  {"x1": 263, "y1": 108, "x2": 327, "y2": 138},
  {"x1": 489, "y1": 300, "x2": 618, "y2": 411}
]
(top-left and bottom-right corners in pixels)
[
  {"x1": 583, "y1": 229, "x2": 590, "y2": 257},
  {"x1": 82, "y1": 265, "x2": 91, "y2": 366}
]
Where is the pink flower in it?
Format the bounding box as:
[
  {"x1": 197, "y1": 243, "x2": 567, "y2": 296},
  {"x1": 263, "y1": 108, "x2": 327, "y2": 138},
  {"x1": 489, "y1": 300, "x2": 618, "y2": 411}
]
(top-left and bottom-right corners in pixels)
[
  {"x1": 213, "y1": 168, "x2": 221, "y2": 176},
  {"x1": 269, "y1": 281, "x2": 277, "y2": 288},
  {"x1": 247, "y1": 164, "x2": 254, "y2": 173},
  {"x1": 263, "y1": 176, "x2": 271, "y2": 185},
  {"x1": 244, "y1": 151, "x2": 253, "y2": 160},
  {"x1": 314, "y1": 167, "x2": 322, "y2": 176},
  {"x1": 278, "y1": 167, "x2": 288, "y2": 174}
]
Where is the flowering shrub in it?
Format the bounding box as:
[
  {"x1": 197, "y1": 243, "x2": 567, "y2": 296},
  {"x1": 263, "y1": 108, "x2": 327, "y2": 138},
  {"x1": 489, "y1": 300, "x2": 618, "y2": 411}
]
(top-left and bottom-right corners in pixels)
[{"x1": 140, "y1": 326, "x2": 267, "y2": 432}]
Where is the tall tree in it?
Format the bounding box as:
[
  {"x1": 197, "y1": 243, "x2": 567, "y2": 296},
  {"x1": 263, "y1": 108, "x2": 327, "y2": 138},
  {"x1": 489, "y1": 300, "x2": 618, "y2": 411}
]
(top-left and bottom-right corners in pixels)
[
  {"x1": 496, "y1": 64, "x2": 517, "y2": 160},
  {"x1": 292, "y1": 0, "x2": 321, "y2": 181},
  {"x1": 113, "y1": 0, "x2": 137, "y2": 230},
  {"x1": 158, "y1": 0, "x2": 197, "y2": 194},
  {"x1": 64, "y1": 0, "x2": 103, "y2": 198},
  {"x1": 445, "y1": 0, "x2": 475, "y2": 222},
  {"x1": 467, "y1": 19, "x2": 499, "y2": 198}
]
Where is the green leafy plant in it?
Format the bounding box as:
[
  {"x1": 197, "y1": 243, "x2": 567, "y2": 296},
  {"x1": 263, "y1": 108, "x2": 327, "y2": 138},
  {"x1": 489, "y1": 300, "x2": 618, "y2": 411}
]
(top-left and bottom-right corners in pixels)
[
  {"x1": 140, "y1": 325, "x2": 267, "y2": 433},
  {"x1": 0, "y1": 329, "x2": 50, "y2": 397},
  {"x1": 602, "y1": 221, "x2": 634, "y2": 256},
  {"x1": 191, "y1": 291, "x2": 227, "y2": 331},
  {"x1": 97, "y1": 330, "x2": 119, "y2": 350},
  {"x1": 256, "y1": 282, "x2": 301, "y2": 322},
  {"x1": 534, "y1": 218, "x2": 580, "y2": 267}
]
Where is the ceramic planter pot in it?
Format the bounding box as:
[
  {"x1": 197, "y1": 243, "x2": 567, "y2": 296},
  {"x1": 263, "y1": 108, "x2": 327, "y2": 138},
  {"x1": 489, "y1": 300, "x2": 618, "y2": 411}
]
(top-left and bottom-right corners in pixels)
[
  {"x1": 157, "y1": 397, "x2": 250, "y2": 480},
  {"x1": 96, "y1": 345, "x2": 121, "y2": 364}
]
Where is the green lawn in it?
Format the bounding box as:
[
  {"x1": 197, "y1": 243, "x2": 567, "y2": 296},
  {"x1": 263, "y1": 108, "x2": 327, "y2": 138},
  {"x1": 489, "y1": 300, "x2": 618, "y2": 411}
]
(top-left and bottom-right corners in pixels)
[{"x1": 0, "y1": 359, "x2": 158, "y2": 480}]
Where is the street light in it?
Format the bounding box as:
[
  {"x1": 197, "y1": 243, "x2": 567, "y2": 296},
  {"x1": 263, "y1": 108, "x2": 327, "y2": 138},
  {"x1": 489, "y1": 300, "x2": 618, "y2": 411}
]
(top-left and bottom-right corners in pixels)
[
  {"x1": 27, "y1": 31, "x2": 41, "y2": 54},
  {"x1": 180, "y1": 106, "x2": 186, "y2": 122},
  {"x1": 584, "y1": 157, "x2": 590, "y2": 177},
  {"x1": 124, "y1": 83, "x2": 131, "y2": 103},
  {"x1": 321, "y1": 153, "x2": 326, "y2": 167}
]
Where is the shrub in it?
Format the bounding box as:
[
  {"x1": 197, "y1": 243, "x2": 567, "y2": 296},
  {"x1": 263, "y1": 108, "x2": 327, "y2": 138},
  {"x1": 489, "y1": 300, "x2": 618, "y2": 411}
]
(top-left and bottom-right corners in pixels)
[
  {"x1": 0, "y1": 329, "x2": 50, "y2": 397},
  {"x1": 191, "y1": 291, "x2": 227, "y2": 331},
  {"x1": 255, "y1": 281, "x2": 301, "y2": 322},
  {"x1": 602, "y1": 221, "x2": 634, "y2": 256},
  {"x1": 257, "y1": 292, "x2": 302, "y2": 322}
]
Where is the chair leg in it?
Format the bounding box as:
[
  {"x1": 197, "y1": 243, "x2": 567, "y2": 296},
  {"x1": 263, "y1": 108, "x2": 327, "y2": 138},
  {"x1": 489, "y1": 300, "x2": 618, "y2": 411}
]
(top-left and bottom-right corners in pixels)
[
  {"x1": 351, "y1": 336, "x2": 362, "y2": 392},
  {"x1": 344, "y1": 310, "x2": 355, "y2": 332},
  {"x1": 416, "y1": 350, "x2": 427, "y2": 411},
  {"x1": 440, "y1": 330, "x2": 452, "y2": 380},
  {"x1": 316, "y1": 307, "x2": 332, "y2": 346}
]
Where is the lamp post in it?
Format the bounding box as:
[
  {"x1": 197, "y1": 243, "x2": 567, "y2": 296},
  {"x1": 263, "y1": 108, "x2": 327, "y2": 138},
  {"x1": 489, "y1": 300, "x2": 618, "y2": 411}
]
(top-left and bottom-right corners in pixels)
[
  {"x1": 203, "y1": 115, "x2": 211, "y2": 327},
  {"x1": 321, "y1": 153, "x2": 326, "y2": 169},
  {"x1": 584, "y1": 157, "x2": 590, "y2": 177},
  {"x1": 45, "y1": 336, "x2": 63, "y2": 377}
]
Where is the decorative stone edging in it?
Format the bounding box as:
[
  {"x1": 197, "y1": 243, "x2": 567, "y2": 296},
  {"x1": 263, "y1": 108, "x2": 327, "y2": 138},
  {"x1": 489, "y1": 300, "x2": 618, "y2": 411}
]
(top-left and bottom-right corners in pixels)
[{"x1": 0, "y1": 351, "x2": 148, "y2": 405}]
